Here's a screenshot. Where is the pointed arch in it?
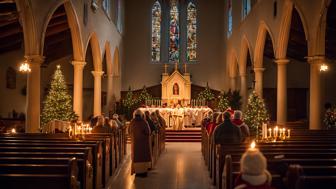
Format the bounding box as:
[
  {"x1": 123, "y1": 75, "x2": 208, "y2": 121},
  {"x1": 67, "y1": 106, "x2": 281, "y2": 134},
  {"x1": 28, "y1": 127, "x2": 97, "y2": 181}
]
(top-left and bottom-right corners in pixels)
[
  {"x1": 113, "y1": 47, "x2": 120, "y2": 77},
  {"x1": 40, "y1": 1, "x2": 84, "y2": 61},
  {"x1": 277, "y1": 2, "x2": 310, "y2": 59},
  {"x1": 254, "y1": 21, "x2": 276, "y2": 68},
  {"x1": 228, "y1": 50, "x2": 239, "y2": 78},
  {"x1": 85, "y1": 32, "x2": 102, "y2": 71},
  {"x1": 239, "y1": 34, "x2": 253, "y2": 76},
  {"x1": 151, "y1": 0, "x2": 162, "y2": 62},
  {"x1": 15, "y1": 0, "x2": 39, "y2": 55},
  {"x1": 104, "y1": 42, "x2": 113, "y2": 76}
]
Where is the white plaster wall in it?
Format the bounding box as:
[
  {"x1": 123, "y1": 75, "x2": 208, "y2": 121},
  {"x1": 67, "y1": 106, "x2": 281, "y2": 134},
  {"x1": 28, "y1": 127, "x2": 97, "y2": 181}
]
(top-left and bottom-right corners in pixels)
[{"x1": 0, "y1": 49, "x2": 26, "y2": 118}]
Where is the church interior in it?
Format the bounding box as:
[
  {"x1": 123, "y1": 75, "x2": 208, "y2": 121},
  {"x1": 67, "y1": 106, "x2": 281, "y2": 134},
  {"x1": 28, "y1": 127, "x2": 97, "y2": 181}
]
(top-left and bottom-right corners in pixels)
[{"x1": 1, "y1": 0, "x2": 336, "y2": 188}]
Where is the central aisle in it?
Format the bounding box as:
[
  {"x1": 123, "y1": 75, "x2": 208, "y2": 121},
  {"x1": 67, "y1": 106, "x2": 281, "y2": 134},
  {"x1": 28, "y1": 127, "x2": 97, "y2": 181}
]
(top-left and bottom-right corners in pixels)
[{"x1": 107, "y1": 143, "x2": 215, "y2": 189}]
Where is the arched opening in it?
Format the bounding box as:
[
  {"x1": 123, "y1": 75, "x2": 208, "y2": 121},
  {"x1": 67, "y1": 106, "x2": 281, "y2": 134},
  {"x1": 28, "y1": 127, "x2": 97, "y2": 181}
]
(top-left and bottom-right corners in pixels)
[
  {"x1": 41, "y1": 5, "x2": 74, "y2": 111},
  {"x1": 246, "y1": 49, "x2": 253, "y2": 93},
  {"x1": 0, "y1": 1, "x2": 25, "y2": 130},
  {"x1": 286, "y1": 8, "x2": 309, "y2": 121},
  {"x1": 262, "y1": 32, "x2": 276, "y2": 121},
  {"x1": 324, "y1": 0, "x2": 336, "y2": 116},
  {"x1": 113, "y1": 47, "x2": 120, "y2": 101},
  {"x1": 102, "y1": 51, "x2": 108, "y2": 115},
  {"x1": 83, "y1": 41, "x2": 95, "y2": 121}
]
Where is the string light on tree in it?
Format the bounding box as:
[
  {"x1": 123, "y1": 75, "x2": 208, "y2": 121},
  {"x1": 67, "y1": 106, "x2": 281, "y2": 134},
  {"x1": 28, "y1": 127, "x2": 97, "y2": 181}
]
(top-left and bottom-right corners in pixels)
[
  {"x1": 41, "y1": 65, "x2": 78, "y2": 127},
  {"x1": 244, "y1": 91, "x2": 270, "y2": 139}
]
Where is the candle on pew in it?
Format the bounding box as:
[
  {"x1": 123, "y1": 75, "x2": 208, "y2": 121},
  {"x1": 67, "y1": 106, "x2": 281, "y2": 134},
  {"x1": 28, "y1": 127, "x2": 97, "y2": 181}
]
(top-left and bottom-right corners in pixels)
[
  {"x1": 268, "y1": 128, "x2": 272, "y2": 138},
  {"x1": 248, "y1": 141, "x2": 257, "y2": 152},
  {"x1": 11, "y1": 128, "x2": 16, "y2": 134},
  {"x1": 274, "y1": 126, "x2": 279, "y2": 138}
]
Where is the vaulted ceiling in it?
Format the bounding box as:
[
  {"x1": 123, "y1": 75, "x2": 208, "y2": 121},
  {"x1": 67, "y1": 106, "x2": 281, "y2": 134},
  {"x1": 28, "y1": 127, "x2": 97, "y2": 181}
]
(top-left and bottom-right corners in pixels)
[{"x1": 0, "y1": 2, "x2": 72, "y2": 65}]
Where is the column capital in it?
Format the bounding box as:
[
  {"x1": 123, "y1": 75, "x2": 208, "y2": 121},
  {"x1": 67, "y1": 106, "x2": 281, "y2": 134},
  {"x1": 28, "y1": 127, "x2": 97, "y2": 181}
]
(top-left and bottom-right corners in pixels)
[
  {"x1": 91, "y1": 71, "x2": 104, "y2": 77},
  {"x1": 274, "y1": 58, "x2": 290, "y2": 65},
  {"x1": 72, "y1": 60, "x2": 86, "y2": 67},
  {"x1": 25, "y1": 55, "x2": 45, "y2": 64},
  {"x1": 307, "y1": 55, "x2": 325, "y2": 64},
  {"x1": 254, "y1": 67, "x2": 265, "y2": 72}
]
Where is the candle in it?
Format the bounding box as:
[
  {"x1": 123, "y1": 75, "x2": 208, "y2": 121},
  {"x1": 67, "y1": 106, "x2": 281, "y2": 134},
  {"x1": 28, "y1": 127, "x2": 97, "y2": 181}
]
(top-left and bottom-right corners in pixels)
[
  {"x1": 288, "y1": 129, "x2": 291, "y2": 138},
  {"x1": 275, "y1": 126, "x2": 279, "y2": 138},
  {"x1": 268, "y1": 128, "x2": 272, "y2": 138},
  {"x1": 11, "y1": 128, "x2": 16, "y2": 134},
  {"x1": 248, "y1": 141, "x2": 258, "y2": 152}
]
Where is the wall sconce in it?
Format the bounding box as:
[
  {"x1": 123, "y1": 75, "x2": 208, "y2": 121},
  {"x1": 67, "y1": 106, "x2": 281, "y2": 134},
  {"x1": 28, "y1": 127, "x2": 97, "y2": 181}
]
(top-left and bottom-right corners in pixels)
[
  {"x1": 19, "y1": 58, "x2": 31, "y2": 73},
  {"x1": 320, "y1": 64, "x2": 328, "y2": 72}
]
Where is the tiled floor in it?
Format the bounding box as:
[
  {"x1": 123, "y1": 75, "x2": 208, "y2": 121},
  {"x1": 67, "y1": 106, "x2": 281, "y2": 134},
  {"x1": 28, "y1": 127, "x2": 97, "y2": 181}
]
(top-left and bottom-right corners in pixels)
[{"x1": 106, "y1": 143, "x2": 215, "y2": 189}]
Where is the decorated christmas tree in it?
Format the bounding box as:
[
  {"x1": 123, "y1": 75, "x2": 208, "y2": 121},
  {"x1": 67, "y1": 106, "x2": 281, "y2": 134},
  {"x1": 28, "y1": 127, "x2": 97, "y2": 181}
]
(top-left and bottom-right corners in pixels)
[
  {"x1": 123, "y1": 86, "x2": 136, "y2": 109},
  {"x1": 137, "y1": 86, "x2": 152, "y2": 105},
  {"x1": 244, "y1": 91, "x2": 269, "y2": 137},
  {"x1": 218, "y1": 94, "x2": 229, "y2": 112},
  {"x1": 41, "y1": 65, "x2": 77, "y2": 126},
  {"x1": 197, "y1": 83, "x2": 215, "y2": 101}
]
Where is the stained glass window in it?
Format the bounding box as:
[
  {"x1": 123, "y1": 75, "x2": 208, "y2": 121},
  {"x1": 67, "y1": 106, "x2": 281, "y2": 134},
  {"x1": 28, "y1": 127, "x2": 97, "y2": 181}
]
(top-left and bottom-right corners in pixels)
[
  {"x1": 242, "y1": 0, "x2": 251, "y2": 19},
  {"x1": 169, "y1": 2, "x2": 180, "y2": 62},
  {"x1": 152, "y1": 1, "x2": 161, "y2": 62},
  {"x1": 102, "y1": 0, "x2": 111, "y2": 17},
  {"x1": 187, "y1": 2, "x2": 197, "y2": 61},
  {"x1": 228, "y1": 0, "x2": 232, "y2": 37}
]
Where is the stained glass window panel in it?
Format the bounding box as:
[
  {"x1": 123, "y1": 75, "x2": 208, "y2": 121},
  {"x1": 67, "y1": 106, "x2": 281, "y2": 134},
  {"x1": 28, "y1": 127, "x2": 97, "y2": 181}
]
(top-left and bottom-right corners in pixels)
[
  {"x1": 187, "y1": 2, "x2": 197, "y2": 61},
  {"x1": 169, "y1": 2, "x2": 180, "y2": 62},
  {"x1": 228, "y1": 0, "x2": 232, "y2": 37},
  {"x1": 152, "y1": 1, "x2": 161, "y2": 62}
]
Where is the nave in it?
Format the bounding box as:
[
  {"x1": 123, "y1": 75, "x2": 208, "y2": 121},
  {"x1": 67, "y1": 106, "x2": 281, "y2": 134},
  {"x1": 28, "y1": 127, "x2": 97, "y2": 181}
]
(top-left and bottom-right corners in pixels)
[{"x1": 108, "y1": 143, "x2": 214, "y2": 189}]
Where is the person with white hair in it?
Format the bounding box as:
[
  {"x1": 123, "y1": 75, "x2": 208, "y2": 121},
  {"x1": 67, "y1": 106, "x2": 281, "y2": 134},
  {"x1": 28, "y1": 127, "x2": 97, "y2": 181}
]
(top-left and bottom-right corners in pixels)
[
  {"x1": 112, "y1": 113, "x2": 123, "y2": 128},
  {"x1": 232, "y1": 110, "x2": 250, "y2": 142},
  {"x1": 92, "y1": 115, "x2": 111, "y2": 133},
  {"x1": 129, "y1": 109, "x2": 152, "y2": 176},
  {"x1": 234, "y1": 148, "x2": 273, "y2": 189}
]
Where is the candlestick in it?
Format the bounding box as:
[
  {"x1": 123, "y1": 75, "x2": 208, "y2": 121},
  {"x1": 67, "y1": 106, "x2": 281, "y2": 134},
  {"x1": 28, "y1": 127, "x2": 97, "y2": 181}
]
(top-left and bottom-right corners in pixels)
[
  {"x1": 274, "y1": 126, "x2": 279, "y2": 138},
  {"x1": 268, "y1": 128, "x2": 272, "y2": 138}
]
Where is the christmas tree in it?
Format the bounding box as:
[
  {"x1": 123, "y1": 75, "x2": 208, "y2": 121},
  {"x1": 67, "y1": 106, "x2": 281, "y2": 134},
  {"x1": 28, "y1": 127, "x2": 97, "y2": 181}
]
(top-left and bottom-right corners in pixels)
[
  {"x1": 197, "y1": 83, "x2": 215, "y2": 101},
  {"x1": 137, "y1": 86, "x2": 152, "y2": 105},
  {"x1": 244, "y1": 91, "x2": 269, "y2": 137},
  {"x1": 122, "y1": 87, "x2": 137, "y2": 120},
  {"x1": 41, "y1": 65, "x2": 77, "y2": 126},
  {"x1": 218, "y1": 94, "x2": 229, "y2": 112}
]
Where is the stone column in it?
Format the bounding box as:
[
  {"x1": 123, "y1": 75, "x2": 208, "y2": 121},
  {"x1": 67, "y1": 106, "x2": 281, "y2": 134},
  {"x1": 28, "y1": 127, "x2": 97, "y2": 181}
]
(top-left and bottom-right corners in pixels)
[
  {"x1": 72, "y1": 61, "x2": 86, "y2": 120},
  {"x1": 25, "y1": 55, "x2": 44, "y2": 133},
  {"x1": 240, "y1": 74, "x2": 248, "y2": 110},
  {"x1": 308, "y1": 56, "x2": 323, "y2": 130},
  {"x1": 106, "y1": 74, "x2": 113, "y2": 115},
  {"x1": 229, "y1": 76, "x2": 237, "y2": 90},
  {"x1": 92, "y1": 71, "x2": 104, "y2": 117},
  {"x1": 254, "y1": 67, "x2": 265, "y2": 98},
  {"x1": 275, "y1": 59, "x2": 289, "y2": 126},
  {"x1": 113, "y1": 75, "x2": 121, "y2": 101}
]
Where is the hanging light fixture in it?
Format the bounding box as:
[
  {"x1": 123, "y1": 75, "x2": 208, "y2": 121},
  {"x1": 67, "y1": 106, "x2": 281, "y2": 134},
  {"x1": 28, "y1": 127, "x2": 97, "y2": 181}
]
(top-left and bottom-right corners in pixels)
[{"x1": 19, "y1": 58, "x2": 31, "y2": 73}]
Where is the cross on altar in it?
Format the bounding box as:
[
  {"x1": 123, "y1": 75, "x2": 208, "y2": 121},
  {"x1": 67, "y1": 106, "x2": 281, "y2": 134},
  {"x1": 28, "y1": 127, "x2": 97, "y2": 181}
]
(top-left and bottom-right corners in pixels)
[{"x1": 163, "y1": 64, "x2": 168, "y2": 74}]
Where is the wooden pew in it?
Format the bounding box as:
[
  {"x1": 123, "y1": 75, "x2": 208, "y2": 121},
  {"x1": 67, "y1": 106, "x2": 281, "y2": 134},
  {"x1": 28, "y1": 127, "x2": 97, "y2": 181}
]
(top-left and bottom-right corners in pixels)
[{"x1": 0, "y1": 157, "x2": 80, "y2": 189}]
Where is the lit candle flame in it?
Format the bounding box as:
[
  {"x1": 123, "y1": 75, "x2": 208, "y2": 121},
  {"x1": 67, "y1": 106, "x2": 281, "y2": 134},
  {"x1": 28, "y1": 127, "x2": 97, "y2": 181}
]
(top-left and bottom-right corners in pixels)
[
  {"x1": 250, "y1": 141, "x2": 256, "y2": 149},
  {"x1": 11, "y1": 128, "x2": 16, "y2": 134}
]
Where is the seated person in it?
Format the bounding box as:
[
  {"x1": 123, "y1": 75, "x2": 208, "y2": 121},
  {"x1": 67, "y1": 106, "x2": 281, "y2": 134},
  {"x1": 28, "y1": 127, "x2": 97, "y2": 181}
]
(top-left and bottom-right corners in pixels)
[
  {"x1": 234, "y1": 147, "x2": 273, "y2": 189},
  {"x1": 92, "y1": 116, "x2": 111, "y2": 133},
  {"x1": 213, "y1": 111, "x2": 242, "y2": 145},
  {"x1": 232, "y1": 110, "x2": 250, "y2": 142}
]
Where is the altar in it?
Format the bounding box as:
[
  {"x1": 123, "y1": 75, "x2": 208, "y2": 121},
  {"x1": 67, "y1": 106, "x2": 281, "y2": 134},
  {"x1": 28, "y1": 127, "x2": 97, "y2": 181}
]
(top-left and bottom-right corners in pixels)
[{"x1": 138, "y1": 107, "x2": 212, "y2": 130}]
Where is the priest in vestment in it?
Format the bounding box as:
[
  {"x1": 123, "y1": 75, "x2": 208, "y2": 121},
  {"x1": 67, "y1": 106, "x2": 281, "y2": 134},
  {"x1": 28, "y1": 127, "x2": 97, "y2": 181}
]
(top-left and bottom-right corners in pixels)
[{"x1": 129, "y1": 109, "x2": 152, "y2": 175}]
